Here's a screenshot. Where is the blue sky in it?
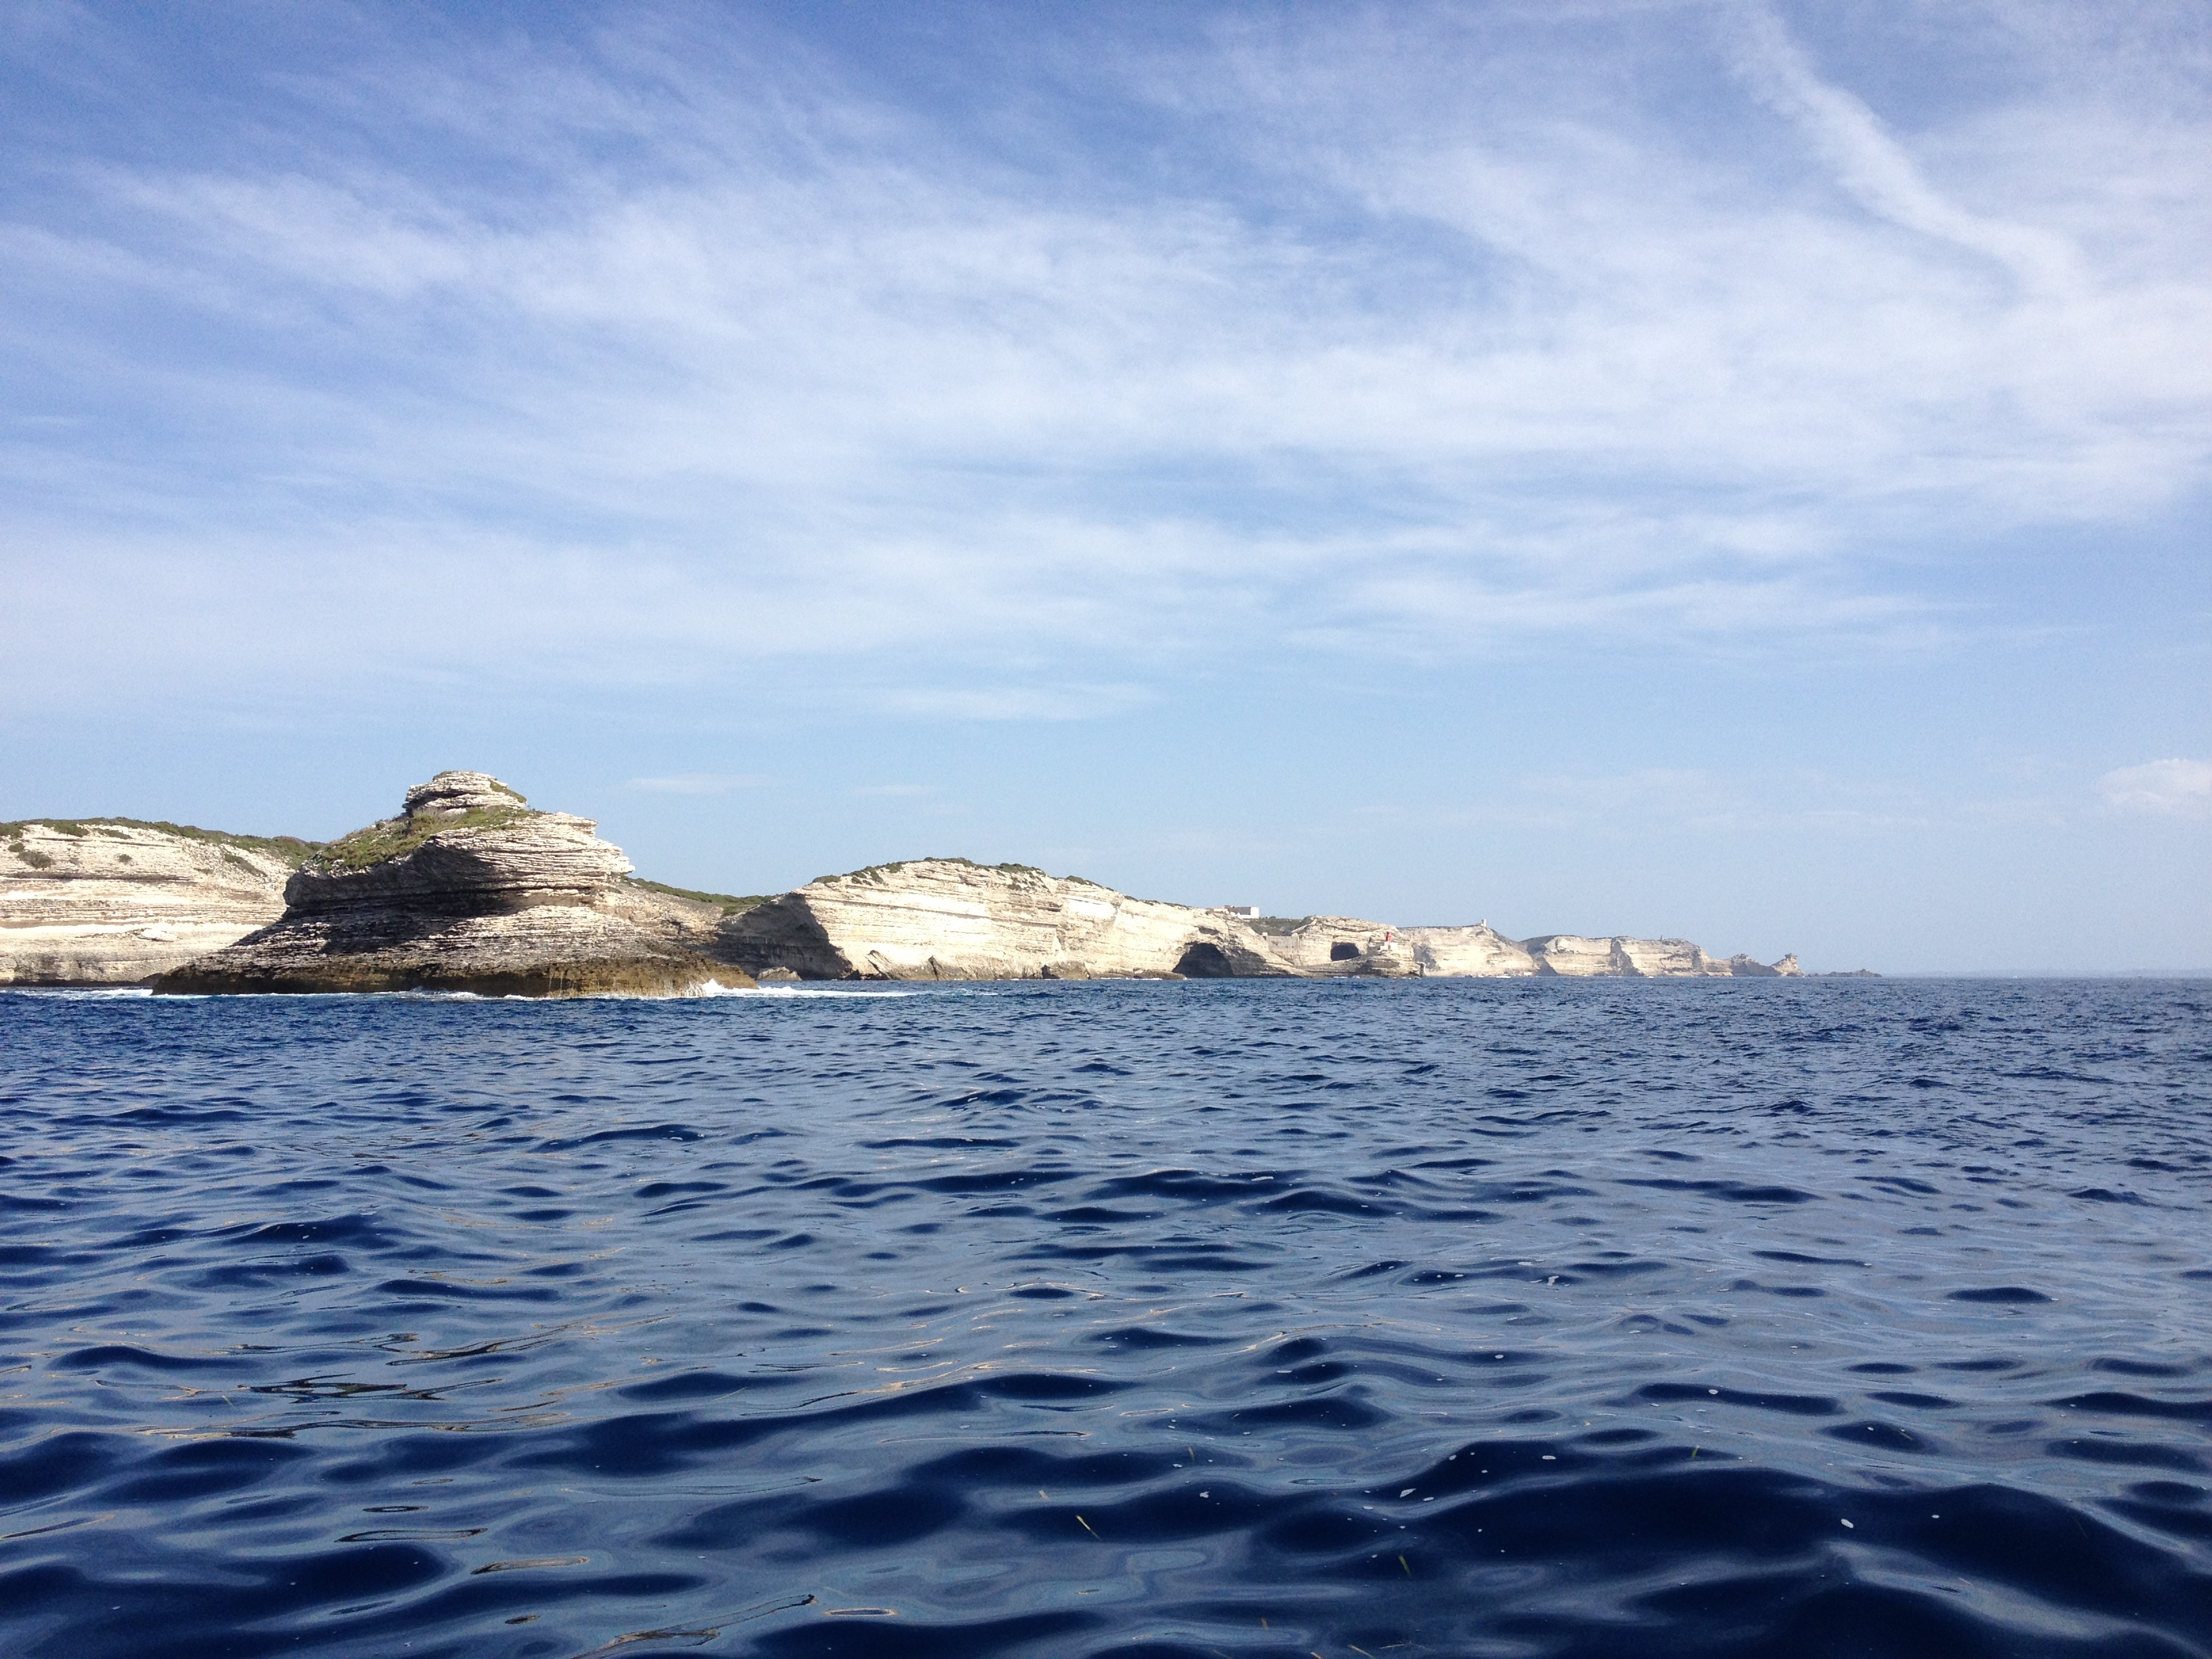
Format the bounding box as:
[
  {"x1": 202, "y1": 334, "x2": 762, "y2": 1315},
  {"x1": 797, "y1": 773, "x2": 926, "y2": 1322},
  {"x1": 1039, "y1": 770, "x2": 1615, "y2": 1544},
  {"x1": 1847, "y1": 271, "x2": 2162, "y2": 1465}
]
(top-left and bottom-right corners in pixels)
[{"x1": 3, "y1": 0, "x2": 2207, "y2": 971}]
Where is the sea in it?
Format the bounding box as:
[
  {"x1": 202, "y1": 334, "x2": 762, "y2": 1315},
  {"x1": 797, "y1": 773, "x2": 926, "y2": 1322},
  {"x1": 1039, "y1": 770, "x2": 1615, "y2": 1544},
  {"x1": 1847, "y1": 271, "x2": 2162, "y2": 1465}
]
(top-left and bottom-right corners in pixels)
[{"x1": 1, "y1": 977, "x2": 2207, "y2": 1659}]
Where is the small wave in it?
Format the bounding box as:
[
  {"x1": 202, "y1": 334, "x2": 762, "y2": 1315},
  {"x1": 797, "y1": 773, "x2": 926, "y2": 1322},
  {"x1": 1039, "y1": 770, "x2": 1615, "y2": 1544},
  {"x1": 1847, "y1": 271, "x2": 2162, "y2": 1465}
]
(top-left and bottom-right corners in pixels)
[
  {"x1": 1, "y1": 985, "x2": 155, "y2": 998},
  {"x1": 3, "y1": 975, "x2": 2207, "y2": 1659},
  {"x1": 693, "y1": 980, "x2": 922, "y2": 998}
]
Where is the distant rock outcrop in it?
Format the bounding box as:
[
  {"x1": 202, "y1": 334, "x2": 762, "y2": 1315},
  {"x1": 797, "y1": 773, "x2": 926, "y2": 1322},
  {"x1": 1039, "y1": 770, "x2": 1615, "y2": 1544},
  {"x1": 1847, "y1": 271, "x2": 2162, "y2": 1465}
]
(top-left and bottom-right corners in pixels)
[
  {"x1": 1, "y1": 819, "x2": 304, "y2": 984},
  {"x1": 1515, "y1": 934, "x2": 1801, "y2": 978},
  {"x1": 714, "y1": 858, "x2": 1803, "y2": 983},
  {"x1": 153, "y1": 773, "x2": 745, "y2": 998}
]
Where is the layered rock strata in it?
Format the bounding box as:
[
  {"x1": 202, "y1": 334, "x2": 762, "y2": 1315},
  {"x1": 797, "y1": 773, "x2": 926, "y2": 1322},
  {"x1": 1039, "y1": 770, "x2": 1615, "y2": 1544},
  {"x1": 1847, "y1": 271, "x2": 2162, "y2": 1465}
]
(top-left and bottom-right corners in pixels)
[
  {"x1": 716, "y1": 859, "x2": 1802, "y2": 982},
  {"x1": 1, "y1": 820, "x2": 300, "y2": 984},
  {"x1": 1250, "y1": 916, "x2": 1422, "y2": 978},
  {"x1": 154, "y1": 773, "x2": 745, "y2": 998},
  {"x1": 718, "y1": 859, "x2": 1302, "y2": 982}
]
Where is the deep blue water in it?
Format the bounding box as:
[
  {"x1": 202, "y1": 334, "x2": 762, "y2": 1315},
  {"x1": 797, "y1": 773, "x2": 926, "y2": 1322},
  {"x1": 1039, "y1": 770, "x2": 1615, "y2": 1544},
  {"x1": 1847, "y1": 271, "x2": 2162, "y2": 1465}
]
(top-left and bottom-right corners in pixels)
[{"x1": 1, "y1": 977, "x2": 2209, "y2": 1659}]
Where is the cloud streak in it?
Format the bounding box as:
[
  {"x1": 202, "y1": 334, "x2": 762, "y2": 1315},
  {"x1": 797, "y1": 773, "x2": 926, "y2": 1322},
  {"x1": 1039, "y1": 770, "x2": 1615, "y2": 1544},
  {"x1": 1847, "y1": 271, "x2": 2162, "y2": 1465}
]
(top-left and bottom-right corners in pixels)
[
  {"x1": 1, "y1": 1, "x2": 2206, "y2": 716},
  {"x1": 2100, "y1": 758, "x2": 2212, "y2": 815}
]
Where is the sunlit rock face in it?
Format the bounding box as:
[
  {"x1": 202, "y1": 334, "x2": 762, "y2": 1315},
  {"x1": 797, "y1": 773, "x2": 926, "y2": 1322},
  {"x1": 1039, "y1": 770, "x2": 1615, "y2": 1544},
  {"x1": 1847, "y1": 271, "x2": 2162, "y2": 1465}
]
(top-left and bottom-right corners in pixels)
[
  {"x1": 716, "y1": 859, "x2": 1302, "y2": 982},
  {"x1": 1250, "y1": 917, "x2": 1422, "y2": 978},
  {"x1": 713, "y1": 860, "x2": 1801, "y2": 982},
  {"x1": 153, "y1": 773, "x2": 744, "y2": 998},
  {"x1": 0, "y1": 821, "x2": 295, "y2": 985},
  {"x1": 1399, "y1": 923, "x2": 1540, "y2": 977}
]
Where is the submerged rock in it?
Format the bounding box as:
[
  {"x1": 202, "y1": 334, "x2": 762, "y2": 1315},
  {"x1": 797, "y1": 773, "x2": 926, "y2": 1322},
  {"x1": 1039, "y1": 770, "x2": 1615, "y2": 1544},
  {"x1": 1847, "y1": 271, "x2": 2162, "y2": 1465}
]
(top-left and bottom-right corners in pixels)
[
  {"x1": 152, "y1": 773, "x2": 745, "y2": 998},
  {"x1": 1, "y1": 819, "x2": 303, "y2": 984}
]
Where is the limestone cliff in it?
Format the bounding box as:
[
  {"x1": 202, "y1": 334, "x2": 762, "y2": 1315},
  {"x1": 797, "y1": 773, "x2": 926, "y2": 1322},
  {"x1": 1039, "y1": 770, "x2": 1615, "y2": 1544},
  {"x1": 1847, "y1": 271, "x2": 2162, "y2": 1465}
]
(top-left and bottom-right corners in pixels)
[
  {"x1": 1518, "y1": 934, "x2": 1802, "y2": 977},
  {"x1": 1250, "y1": 916, "x2": 1422, "y2": 977},
  {"x1": 1, "y1": 819, "x2": 302, "y2": 985},
  {"x1": 716, "y1": 859, "x2": 1300, "y2": 981},
  {"x1": 153, "y1": 773, "x2": 745, "y2": 998},
  {"x1": 714, "y1": 858, "x2": 1802, "y2": 983},
  {"x1": 1398, "y1": 923, "x2": 1540, "y2": 977}
]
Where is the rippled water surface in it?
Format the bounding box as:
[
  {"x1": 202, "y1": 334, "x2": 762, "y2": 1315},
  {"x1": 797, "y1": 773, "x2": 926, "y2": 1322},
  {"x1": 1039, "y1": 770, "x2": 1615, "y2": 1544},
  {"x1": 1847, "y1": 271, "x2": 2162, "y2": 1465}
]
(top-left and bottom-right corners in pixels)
[{"x1": 3, "y1": 978, "x2": 2209, "y2": 1659}]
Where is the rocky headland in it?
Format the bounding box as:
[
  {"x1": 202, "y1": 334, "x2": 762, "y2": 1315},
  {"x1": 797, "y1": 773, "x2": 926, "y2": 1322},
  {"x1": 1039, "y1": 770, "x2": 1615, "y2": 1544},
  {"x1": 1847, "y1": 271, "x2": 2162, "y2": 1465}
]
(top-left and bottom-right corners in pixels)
[
  {"x1": 150, "y1": 773, "x2": 746, "y2": 998},
  {"x1": 4, "y1": 771, "x2": 1818, "y2": 992},
  {"x1": 716, "y1": 858, "x2": 1803, "y2": 983},
  {"x1": 1, "y1": 818, "x2": 304, "y2": 985}
]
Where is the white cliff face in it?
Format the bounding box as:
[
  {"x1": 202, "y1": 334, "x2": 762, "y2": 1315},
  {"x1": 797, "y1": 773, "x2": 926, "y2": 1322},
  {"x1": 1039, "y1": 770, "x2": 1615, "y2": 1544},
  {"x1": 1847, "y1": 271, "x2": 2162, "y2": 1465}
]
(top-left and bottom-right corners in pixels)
[
  {"x1": 1517, "y1": 934, "x2": 1802, "y2": 977},
  {"x1": 1400, "y1": 924, "x2": 1540, "y2": 977},
  {"x1": 0, "y1": 821, "x2": 295, "y2": 984},
  {"x1": 1256, "y1": 917, "x2": 1422, "y2": 977},
  {"x1": 718, "y1": 860, "x2": 1301, "y2": 981},
  {"x1": 714, "y1": 859, "x2": 1804, "y2": 982}
]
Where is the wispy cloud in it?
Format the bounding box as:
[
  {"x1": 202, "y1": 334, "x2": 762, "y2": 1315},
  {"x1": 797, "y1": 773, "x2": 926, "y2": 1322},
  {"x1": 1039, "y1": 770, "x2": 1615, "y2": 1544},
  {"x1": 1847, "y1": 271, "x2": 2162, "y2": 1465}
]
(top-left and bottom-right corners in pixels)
[
  {"x1": 2099, "y1": 758, "x2": 2212, "y2": 815},
  {"x1": 1, "y1": 2, "x2": 2205, "y2": 716}
]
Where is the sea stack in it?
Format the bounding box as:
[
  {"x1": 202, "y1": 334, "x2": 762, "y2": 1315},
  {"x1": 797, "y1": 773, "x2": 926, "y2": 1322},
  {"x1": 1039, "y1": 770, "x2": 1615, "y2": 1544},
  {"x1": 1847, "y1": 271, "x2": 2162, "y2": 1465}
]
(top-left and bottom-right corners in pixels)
[{"x1": 153, "y1": 772, "x2": 745, "y2": 997}]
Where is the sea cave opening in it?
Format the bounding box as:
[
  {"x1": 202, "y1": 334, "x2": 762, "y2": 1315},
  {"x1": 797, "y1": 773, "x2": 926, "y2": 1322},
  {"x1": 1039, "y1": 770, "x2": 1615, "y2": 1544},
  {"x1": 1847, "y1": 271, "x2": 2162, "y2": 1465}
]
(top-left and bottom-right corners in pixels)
[
  {"x1": 1330, "y1": 941, "x2": 1361, "y2": 960},
  {"x1": 1174, "y1": 942, "x2": 1235, "y2": 978}
]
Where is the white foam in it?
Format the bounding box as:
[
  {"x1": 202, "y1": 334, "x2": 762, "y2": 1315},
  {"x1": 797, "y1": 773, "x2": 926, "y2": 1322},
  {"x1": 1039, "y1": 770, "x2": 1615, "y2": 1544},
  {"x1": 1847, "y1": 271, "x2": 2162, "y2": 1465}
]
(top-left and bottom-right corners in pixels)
[
  {"x1": 1, "y1": 985, "x2": 156, "y2": 999},
  {"x1": 690, "y1": 979, "x2": 919, "y2": 999}
]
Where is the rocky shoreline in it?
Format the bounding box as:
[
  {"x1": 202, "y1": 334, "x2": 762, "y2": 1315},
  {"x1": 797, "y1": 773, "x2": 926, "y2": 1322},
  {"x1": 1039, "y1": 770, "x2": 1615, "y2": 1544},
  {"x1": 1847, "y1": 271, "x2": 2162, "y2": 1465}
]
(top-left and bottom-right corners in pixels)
[{"x1": 3, "y1": 771, "x2": 1828, "y2": 996}]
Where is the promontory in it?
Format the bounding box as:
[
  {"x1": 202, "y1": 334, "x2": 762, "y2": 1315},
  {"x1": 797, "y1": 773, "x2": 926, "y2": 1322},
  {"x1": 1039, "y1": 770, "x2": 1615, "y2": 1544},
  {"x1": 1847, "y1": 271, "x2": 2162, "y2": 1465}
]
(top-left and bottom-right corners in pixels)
[
  {"x1": 4, "y1": 769, "x2": 1817, "y2": 994},
  {"x1": 149, "y1": 773, "x2": 746, "y2": 997}
]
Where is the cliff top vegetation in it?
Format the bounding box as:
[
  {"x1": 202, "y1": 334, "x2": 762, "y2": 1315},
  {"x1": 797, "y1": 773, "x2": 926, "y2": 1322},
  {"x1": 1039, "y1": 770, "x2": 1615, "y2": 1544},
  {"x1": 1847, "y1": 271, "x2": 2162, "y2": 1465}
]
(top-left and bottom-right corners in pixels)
[
  {"x1": 626, "y1": 878, "x2": 769, "y2": 916},
  {"x1": 1, "y1": 817, "x2": 323, "y2": 867},
  {"x1": 307, "y1": 805, "x2": 538, "y2": 874}
]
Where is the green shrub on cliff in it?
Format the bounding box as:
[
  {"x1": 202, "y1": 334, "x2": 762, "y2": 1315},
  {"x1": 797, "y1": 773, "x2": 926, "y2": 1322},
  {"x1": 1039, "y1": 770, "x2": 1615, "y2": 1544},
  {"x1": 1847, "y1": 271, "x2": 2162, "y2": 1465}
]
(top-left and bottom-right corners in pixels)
[
  {"x1": 308, "y1": 805, "x2": 537, "y2": 874},
  {"x1": 0, "y1": 818, "x2": 321, "y2": 867},
  {"x1": 626, "y1": 878, "x2": 769, "y2": 916}
]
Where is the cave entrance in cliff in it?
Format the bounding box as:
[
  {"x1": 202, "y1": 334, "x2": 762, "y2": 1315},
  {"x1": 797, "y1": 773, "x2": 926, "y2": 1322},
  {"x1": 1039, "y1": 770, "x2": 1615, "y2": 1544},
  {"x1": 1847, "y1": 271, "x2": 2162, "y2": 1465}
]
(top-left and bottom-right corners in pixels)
[
  {"x1": 1174, "y1": 942, "x2": 1235, "y2": 978},
  {"x1": 1330, "y1": 941, "x2": 1361, "y2": 960}
]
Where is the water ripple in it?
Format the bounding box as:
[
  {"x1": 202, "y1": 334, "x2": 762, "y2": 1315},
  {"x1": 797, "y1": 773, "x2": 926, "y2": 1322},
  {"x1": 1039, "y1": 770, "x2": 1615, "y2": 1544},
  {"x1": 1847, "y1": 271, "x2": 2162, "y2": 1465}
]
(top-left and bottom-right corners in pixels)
[{"x1": 1, "y1": 977, "x2": 2207, "y2": 1657}]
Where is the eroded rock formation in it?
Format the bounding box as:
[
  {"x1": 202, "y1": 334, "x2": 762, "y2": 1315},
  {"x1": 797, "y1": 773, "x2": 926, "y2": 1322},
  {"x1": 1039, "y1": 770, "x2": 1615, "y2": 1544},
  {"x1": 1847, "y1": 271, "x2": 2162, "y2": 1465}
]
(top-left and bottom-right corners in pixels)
[
  {"x1": 153, "y1": 773, "x2": 745, "y2": 998},
  {"x1": 715, "y1": 858, "x2": 1803, "y2": 983},
  {"x1": 1515, "y1": 934, "x2": 1801, "y2": 978},
  {"x1": 1399, "y1": 923, "x2": 1540, "y2": 977},
  {"x1": 717, "y1": 859, "x2": 1303, "y2": 982},
  {"x1": 1, "y1": 819, "x2": 300, "y2": 984}
]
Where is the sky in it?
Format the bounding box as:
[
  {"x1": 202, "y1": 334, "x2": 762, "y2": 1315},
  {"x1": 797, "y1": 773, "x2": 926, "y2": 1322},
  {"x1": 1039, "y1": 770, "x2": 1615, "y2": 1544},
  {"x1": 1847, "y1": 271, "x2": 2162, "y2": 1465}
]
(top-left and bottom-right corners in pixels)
[{"x1": 2, "y1": 0, "x2": 2207, "y2": 972}]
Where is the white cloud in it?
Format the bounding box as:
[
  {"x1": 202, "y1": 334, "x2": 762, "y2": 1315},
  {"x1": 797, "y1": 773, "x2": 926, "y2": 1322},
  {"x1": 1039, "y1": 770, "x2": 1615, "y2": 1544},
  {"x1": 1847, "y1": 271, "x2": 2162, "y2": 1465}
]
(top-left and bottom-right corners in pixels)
[
  {"x1": 0, "y1": 3, "x2": 2206, "y2": 715},
  {"x1": 2099, "y1": 758, "x2": 2212, "y2": 815}
]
